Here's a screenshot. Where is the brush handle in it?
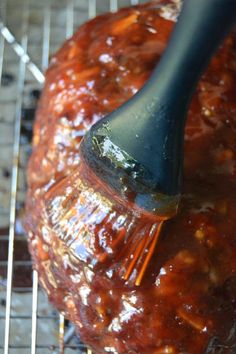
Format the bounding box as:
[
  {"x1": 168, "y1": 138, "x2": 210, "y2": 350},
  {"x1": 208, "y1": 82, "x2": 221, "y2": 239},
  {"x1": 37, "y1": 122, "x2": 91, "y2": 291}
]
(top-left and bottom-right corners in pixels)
[
  {"x1": 83, "y1": 0, "x2": 236, "y2": 215},
  {"x1": 91, "y1": 0, "x2": 236, "y2": 198},
  {"x1": 147, "y1": 0, "x2": 236, "y2": 104}
]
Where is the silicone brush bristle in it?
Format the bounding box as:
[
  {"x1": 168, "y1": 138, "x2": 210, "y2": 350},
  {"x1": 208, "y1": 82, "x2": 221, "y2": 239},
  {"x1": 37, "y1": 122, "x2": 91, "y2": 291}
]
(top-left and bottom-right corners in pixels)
[{"x1": 44, "y1": 158, "x2": 165, "y2": 286}]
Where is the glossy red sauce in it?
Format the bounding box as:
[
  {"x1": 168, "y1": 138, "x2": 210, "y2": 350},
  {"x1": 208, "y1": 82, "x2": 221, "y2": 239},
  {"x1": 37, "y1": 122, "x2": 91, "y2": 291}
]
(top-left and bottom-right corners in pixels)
[{"x1": 26, "y1": 1, "x2": 236, "y2": 353}]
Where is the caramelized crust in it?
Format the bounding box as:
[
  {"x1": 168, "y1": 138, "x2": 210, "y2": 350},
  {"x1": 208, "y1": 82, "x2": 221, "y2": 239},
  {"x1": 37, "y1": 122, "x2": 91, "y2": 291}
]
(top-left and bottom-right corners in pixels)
[{"x1": 26, "y1": 1, "x2": 236, "y2": 353}]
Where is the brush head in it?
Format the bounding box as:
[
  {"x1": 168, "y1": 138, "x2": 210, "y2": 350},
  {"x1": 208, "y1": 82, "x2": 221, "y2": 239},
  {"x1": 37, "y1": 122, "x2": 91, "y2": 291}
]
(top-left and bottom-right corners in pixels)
[{"x1": 80, "y1": 131, "x2": 180, "y2": 219}]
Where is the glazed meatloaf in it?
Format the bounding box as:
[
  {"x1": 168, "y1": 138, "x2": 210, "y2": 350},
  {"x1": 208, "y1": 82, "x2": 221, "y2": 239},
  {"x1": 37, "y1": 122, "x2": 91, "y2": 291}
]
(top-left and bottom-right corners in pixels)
[{"x1": 26, "y1": 1, "x2": 236, "y2": 353}]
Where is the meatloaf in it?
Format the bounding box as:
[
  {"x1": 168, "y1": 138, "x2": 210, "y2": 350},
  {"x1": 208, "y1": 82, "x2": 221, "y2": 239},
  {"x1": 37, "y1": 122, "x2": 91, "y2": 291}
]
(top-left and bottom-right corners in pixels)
[{"x1": 25, "y1": 1, "x2": 236, "y2": 353}]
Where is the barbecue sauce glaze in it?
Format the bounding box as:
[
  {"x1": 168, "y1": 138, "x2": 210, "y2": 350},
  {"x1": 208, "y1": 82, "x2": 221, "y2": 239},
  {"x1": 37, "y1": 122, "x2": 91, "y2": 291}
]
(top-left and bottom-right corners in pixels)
[{"x1": 26, "y1": 1, "x2": 236, "y2": 353}]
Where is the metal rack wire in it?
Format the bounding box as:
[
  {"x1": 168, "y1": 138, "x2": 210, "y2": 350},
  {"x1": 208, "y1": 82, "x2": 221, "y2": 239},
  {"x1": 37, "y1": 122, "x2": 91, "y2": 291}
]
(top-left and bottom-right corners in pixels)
[{"x1": 0, "y1": 0, "x2": 141, "y2": 353}]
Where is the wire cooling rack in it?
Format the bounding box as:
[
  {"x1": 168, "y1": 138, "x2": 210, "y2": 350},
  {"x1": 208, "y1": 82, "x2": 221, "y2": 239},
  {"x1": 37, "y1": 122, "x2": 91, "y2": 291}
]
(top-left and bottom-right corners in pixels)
[{"x1": 0, "y1": 0, "x2": 141, "y2": 353}]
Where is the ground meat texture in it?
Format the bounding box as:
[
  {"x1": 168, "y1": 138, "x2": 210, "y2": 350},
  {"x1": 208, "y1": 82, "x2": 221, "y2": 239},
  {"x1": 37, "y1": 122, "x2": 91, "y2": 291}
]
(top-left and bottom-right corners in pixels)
[{"x1": 25, "y1": 1, "x2": 236, "y2": 353}]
